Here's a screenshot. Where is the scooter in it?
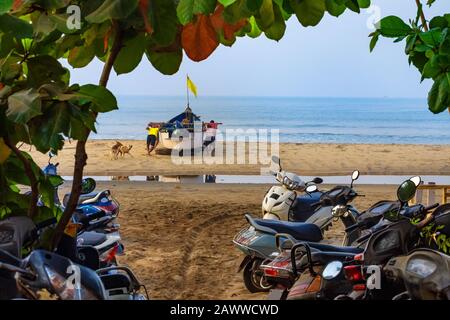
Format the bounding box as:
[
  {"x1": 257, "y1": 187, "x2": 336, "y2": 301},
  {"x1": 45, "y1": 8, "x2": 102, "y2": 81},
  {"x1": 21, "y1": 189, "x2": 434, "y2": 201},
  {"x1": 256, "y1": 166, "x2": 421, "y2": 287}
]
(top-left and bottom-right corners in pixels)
[
  {"x1": 233, "y1": 170, "x2": 364, "y2": 293},
  {"x1": 263, "y1": 156, "x2": 325, "y2": 222},
  {"x1": 295, "y1": 177, "x2": 449, "y2": 300},
  {"x1": 41, "y1": 153, "x2": 123, "y2": 268},
  {"x1": 384, "y1": 249, "x2": 450, "y2": 300},
  {"x1": 0, "y1": 248, "x2": 148, "y2": 300},
  {"x1": 0, "y1": 216, "x2": 146, "y2": 300}
]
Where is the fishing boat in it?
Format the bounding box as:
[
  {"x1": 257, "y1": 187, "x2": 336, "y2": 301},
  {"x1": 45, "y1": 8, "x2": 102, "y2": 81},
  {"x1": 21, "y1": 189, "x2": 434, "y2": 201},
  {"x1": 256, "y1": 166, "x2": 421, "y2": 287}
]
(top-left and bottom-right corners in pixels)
[
  {"x1": 156, "y1": 106, "x2": 220, "y2": 153},
  {"x1": 155, "y1": 77, "x2": 221, "y2": 154}
]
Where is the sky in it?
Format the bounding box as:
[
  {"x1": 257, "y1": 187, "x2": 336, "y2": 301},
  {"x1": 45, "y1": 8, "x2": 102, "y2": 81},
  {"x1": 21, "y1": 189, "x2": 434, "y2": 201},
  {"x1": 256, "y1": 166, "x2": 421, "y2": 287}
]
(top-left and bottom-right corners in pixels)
[{"x1": 67, "y1": 0, "x2": 449, "y2": 98}]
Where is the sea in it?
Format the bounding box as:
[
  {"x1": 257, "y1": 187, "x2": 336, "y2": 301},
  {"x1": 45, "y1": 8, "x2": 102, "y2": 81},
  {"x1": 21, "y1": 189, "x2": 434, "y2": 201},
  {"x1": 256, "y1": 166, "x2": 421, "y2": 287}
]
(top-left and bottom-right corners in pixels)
[{"x1": 93, "y1": 96, "x2": 450, "y2": 144}]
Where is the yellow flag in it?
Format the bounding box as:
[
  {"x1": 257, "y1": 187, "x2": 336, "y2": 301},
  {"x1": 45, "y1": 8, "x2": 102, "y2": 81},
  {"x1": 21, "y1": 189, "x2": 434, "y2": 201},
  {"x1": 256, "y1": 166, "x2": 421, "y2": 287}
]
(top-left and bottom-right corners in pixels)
[{"x1": 187, "y1": 76, "x2": 198, "y2": 97}]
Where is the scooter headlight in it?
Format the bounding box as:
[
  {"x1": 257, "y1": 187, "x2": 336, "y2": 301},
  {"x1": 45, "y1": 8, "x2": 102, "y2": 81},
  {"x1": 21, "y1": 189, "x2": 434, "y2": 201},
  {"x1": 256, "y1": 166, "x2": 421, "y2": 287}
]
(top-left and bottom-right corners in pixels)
[
  {"x1": 44, "y1": 265, "x2": 99, "y2": 300},
  {"x1": 406, "y1": 258, "x2": 437, "y2": 278},
  {"x1": 283, "y1": 176, "x2": 298, "y2": 190}
]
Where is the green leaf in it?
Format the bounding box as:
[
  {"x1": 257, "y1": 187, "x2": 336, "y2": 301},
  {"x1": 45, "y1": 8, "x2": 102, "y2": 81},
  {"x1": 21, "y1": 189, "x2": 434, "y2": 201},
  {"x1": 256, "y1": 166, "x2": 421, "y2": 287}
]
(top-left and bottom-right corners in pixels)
[
  {"x1": 255, "y1": 0, "x2": 275, "y2": 31},
  {"x1": 27, "y1": 55, "x2": 68, "y2": 88},
  {"x1": 218, "y1": 0, "x2": 238, "y2": 7},
  {"x1": 419, "y1": 29, "x2": 443, "y2": 47},
  {"x1": 290, "y1": 0, "x2": 326, "y2": 27},
  {"x1": 34, "y1": 13, "x2": 57, "y2": 40},
  {"x1": 357, "y1": 0, "x2": 370, "y2": 8},
  {"x1": 369, "y1": 32, "x2": 379, "y2": 52},
  {"x1": 265, "y1": 3, "x2": 286, "y2": 41},
  {"x1": 68, "y1": 45, "x2": 96, "y2": 68},
  {"x1": 247, "y1": 16, "x2": 262, "y2": 38},
  {"x1": 60, "y1": 84, "x2": 118, "y2": 113},
  {"x1": 33, "y1": 102, "x2": 70, "y2": 152},
  {"x1": 86, "y1": 0, "x2": 139, "y2": 24},
  {"x1": 378, "y1": 16, "x2": 412, "y2": 38},
  {"x1": 0, "y1": 0, "x2": 13, "y2": 15},
  {"x1": 7, "y1": 89, "x2": 43, "y2": 124},
  {"x1": 428, "y1": 72, "x2": 450, "y2": 113},
  {"x1": 150, "y1": 0, "x2": 178, "y2": 47},
  {"x1": 0, "y1": 54, "x2": 22, "y2": 82},
  {"x1": 177, "y1": 0, "x2": 217, "y2": 25},
  {"x1": 114, "y1": 33, "x2": 147, "y2": 75},
  {"x1": 146, "y1": 47, "x2": 183, "y2": 75},
  {"x1": 49, "y1": 13, "x2": 79, "y2": 34},
  {"x1": 326, "y1": 0, "x2": 346, "y2": 17},
  {"x1": 0, "y1": 14, "x2": 33, "y2": 39}
]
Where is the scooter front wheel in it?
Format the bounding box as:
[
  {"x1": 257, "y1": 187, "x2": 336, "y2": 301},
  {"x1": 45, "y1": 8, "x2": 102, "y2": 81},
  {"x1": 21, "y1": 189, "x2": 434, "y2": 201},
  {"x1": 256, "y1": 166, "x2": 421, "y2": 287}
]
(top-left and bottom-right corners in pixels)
[{"x1": 243, "y1": 259, "x2": 273, "y2": 293}]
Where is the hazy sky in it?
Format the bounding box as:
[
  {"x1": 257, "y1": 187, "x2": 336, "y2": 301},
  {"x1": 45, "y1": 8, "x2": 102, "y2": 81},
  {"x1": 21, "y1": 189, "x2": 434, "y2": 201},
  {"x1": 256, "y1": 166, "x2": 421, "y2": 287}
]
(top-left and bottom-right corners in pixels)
[{"x1": 68, "y1": 0, "x2": 449, "y2": 98}]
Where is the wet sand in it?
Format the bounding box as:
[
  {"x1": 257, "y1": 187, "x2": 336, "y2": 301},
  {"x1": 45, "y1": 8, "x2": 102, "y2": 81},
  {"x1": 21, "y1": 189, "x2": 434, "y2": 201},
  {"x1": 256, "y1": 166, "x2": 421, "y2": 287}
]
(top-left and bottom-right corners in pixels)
[{"x1": 27, "y1": 140, "x2": 450, "y2": 176}]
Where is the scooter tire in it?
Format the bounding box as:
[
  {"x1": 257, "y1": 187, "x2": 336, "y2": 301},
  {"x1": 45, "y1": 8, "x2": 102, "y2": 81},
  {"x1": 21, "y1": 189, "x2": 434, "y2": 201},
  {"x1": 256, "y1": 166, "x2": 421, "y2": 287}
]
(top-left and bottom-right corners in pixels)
[{"x1": 243, "y1": 259, "x2": 272, "y2": 293}]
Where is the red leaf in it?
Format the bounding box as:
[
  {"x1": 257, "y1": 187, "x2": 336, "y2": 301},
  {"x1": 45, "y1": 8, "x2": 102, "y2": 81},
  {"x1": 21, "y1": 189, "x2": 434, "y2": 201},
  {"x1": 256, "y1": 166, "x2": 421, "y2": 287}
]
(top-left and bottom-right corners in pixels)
[
  {"x1": 0, "y1": 83, "x2": 4, "y2": 90},
  {"x1": 182, "y1": 14, "x2": 219, "y2": 62},
  {"x1": 210, "y1": 5, "x2": 247, "y2": 41},
  {"x1": 139, "y1": 0, "x2": 153, "y2": 34},
  {"x1": 103, "y1": 27, "x2": 112, "y2": 52},
  {"x1": 12, "y1": 0, "x2": 23, "y2": 10},
  {"x1": 210, "y1": 5, "x2": 225, "y2": 31}
]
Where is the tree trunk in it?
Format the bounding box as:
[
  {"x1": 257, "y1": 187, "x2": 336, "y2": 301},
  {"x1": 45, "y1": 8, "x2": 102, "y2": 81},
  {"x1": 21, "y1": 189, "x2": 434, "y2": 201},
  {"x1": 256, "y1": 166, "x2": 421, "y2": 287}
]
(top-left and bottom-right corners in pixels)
[{"x1": 51, "y1": 23, "x2": 123, "y2": 249}]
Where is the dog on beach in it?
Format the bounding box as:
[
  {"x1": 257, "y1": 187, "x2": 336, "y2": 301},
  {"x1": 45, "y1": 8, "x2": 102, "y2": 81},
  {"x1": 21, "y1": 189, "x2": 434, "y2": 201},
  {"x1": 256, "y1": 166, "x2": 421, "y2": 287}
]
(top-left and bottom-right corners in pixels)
[{"x1": 110, "y1": 141, "x2": 133, "y2": 160}]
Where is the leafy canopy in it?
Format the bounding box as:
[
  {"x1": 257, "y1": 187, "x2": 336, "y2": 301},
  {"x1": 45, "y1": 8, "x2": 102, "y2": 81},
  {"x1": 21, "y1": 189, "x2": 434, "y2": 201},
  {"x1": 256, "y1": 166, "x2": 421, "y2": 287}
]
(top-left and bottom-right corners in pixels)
[
  {"x1": 0, "y1": 0, "x2": 371, "y2": 226},
  {"x1": 370, "y1": 2, "x2": 450, "y2": 114}
]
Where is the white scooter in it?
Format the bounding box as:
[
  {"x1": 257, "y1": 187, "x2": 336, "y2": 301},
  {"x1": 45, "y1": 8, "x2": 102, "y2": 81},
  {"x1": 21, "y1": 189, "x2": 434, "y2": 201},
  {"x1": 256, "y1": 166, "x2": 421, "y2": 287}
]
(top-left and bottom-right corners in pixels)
[{"x1": 262, "y1": 156, "x2": 323, "y2": 221}]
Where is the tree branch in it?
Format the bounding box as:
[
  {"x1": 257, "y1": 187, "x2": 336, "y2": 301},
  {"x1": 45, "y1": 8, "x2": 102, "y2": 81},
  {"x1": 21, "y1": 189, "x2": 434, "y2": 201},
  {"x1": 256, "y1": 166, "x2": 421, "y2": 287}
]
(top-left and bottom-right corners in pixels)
[
  {"x1": 51, "y1": 22, "x2": 124, "y2": 250},
  {"x1": 4, "y1": 136, "x2": 39, "y2": 219},
  {"x1": 415, "y1": 0, "x2": 429, "y2": 31}
]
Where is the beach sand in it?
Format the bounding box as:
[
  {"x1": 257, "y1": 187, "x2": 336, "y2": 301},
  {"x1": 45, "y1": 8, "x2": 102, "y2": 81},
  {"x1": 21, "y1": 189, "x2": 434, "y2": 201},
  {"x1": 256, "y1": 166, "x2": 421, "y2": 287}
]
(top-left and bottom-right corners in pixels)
[
  {"x1": 59, "y1": 182, "x2": 396, "y2": 300},
  {"x1": 26, "y1": 140, "x2": 450, "y2": 176}
]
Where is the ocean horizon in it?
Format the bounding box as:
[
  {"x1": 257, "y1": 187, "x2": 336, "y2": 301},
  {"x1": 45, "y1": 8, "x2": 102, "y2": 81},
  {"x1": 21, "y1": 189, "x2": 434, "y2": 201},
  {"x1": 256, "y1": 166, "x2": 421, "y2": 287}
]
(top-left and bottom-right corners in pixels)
[{"x1": 93, "y1": 96, "x2": 450, "y2": 145}]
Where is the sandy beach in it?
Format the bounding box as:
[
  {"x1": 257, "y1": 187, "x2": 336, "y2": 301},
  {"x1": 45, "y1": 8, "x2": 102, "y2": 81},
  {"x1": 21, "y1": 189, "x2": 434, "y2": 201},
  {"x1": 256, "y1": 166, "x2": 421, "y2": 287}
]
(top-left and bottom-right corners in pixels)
[
  {"x1": 27, "y1": 140, "x2": 450, "y2": 176},
  {"x1": 55, "y1": 182, "x2": 396, "y2": 300},
  {"x1": 33, "y1": 141, "x2": 447, "y2": 299}
]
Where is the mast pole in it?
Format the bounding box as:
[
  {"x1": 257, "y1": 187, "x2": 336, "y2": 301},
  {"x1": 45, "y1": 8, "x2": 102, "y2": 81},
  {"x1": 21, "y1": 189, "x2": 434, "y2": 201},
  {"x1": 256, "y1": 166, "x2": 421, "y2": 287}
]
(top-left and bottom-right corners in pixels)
[{"x1": 186, "y1": 74, "x2": 190, "y2": 107}]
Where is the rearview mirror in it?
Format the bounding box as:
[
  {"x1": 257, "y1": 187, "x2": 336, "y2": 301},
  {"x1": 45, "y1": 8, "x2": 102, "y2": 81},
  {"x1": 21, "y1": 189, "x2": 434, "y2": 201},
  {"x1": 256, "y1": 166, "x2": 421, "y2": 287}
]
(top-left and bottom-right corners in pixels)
[
  {"x1": 271, "y1": 155, "x2": 281, "y2": 172},
  {"x1": 350, "y1": 170, "x2": 360, "y2": 188},
  {"x1": 306, "y1": 185, "x2": 318, "y2": 193},
  {"x1": 397, "y1": 178, "x2": 419, "y2": 204},
  {"x1": 410, "y1": 176, "x2": 422, "y2": 187},
  {"x1": 81, "y1": 178, "x2": 96, "y2": 195}
]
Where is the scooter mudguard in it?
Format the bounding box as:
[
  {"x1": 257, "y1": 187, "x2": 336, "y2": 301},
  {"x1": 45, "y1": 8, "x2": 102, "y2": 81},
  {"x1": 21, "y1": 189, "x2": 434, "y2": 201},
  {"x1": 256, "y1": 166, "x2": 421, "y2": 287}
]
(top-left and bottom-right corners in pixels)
[{"x1": 237, "y1": 255, "x2": 253, "y2": 273}]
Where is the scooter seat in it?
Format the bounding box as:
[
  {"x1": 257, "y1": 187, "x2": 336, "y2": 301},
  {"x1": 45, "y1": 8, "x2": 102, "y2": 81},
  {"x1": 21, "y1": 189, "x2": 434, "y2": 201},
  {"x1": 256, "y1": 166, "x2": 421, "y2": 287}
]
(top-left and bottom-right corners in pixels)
[
  {"x1": 63, "y1": 192, "x2": 98, "y2": 207},
  {"x1": 250, "y1": 217, "x2": 323, "y2": 242},
  {"x1": 78, "y1": 232, "x2": 107, "y2": 246},
  {"x1": 290, "y1": 191, "x2": 323, "y2": 222},
  {"x1": 305, "y1": 242, "x2": 363, "y2": 254}
]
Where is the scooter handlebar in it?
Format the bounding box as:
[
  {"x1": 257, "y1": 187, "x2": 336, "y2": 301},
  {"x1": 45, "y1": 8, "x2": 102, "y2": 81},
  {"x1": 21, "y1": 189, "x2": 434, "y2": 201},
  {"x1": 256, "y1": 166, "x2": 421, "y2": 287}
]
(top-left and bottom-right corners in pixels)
[{"x1": 345, "y1": 221, "x2": 362, "y2": 233}]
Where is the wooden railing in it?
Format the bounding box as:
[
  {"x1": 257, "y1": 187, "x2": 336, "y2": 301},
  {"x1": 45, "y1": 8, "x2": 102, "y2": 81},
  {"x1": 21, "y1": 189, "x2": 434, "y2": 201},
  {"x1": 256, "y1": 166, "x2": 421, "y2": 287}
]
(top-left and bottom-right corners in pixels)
[{"x1": 412, "y1": 184, "x2": 450, "y2": 206}]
